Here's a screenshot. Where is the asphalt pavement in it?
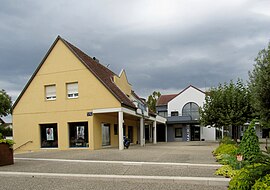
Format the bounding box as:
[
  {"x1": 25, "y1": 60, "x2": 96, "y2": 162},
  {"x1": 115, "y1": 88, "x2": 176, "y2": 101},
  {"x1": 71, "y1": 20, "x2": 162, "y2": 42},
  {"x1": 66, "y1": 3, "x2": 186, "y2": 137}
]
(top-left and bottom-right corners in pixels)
[{"x1": 0, "y1": 141, "x2": 229, "y2": 190}]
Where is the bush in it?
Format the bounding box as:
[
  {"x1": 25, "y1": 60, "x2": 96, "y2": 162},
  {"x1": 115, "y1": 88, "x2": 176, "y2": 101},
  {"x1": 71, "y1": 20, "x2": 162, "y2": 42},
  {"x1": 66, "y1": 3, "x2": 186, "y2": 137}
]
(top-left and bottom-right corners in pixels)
[
  {"x1": 218, "y1": 153, "x2": 248, "y2": 169},
  {"x1": 238, "y1": 119, "x2": 261, "y2": 163},
  {"x1": 0, "y1": 133, "x2": 14, "y2": 148},
  {"x1": 0, "y1": 126, "x2": 12, "y2": 136},
  {"x1": 213, "y1": 143, "x2": 238, "y2": 156},
  {"x1": 252, "y1": 174, "x2": 270, "y2": 190},
  {"x1": 215, "y1": 165, "x2": 239, "y2": 178},
  {"x1": 229, "y1": 164, "x2": 270, "y2": 190},
  {"x1": 220, "y1": 136, "x2": 237, "y2": 145}
]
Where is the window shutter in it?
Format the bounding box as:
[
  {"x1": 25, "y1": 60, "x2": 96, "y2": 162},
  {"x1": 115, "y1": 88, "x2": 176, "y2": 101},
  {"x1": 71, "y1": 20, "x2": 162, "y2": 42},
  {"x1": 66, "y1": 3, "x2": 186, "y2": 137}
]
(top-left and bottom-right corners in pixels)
[
  {"x1": 67, "y1": 82, "x2": 78, "y2": 98},
  {"x1": 45, "y1": 85, "x2": 56, "y2": 100}
]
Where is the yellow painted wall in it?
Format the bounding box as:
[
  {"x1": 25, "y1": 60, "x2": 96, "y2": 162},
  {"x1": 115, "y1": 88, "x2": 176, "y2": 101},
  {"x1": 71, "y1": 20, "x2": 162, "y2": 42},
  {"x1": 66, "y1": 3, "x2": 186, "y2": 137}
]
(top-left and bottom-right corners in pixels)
[
  {"x1": 113, "y1": 70, "x2": 132, "y2": 97},
  {"x1": 13, "y1": 39, "x2": 122, "y2": 151},
  {"x1": 92, "y1": 114, "x2": 138, "y2": 150}
]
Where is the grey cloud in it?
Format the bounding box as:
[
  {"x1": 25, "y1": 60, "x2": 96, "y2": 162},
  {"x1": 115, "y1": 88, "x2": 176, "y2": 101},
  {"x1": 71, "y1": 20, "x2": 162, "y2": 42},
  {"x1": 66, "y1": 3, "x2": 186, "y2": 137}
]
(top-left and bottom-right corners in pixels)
[{"x1": 1, "y1": 0, "x2": 270, "y2": 104}]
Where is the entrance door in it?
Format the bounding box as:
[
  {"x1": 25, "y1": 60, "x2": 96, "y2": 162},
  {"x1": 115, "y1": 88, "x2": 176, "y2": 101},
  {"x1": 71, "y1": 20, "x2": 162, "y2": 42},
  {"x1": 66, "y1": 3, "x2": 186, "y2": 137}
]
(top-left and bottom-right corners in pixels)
[
  {"x1": 128, "y1": 126, "x2": 133, "y2": 143},
  {"x1": 191, "y1": 125, "x2": 200, "y2": 141},
  {"x1": 102, "y1": 124, "x2": 110, "y2": 146}
]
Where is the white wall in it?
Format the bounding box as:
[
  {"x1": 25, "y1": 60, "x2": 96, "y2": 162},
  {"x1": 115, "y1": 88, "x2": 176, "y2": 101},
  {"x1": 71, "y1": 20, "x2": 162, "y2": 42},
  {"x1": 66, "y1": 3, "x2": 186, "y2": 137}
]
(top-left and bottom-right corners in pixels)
[
  {"x1": 168, "y1": 86, "x2": 205, "y2": 116},
  {"x1": 201, "y1": 127, "x2": 216, "y2": 141}
]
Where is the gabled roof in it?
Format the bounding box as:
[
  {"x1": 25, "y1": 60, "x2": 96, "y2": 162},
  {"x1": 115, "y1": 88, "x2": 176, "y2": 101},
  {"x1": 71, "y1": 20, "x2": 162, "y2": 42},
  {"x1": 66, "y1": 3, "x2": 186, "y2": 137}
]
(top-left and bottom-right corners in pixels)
[
  {"x1": 179, "y1": 85, "x2": 205, "y2": 95},
  {"x1": 13, "y1": 36, "x2": 136, "y2": 109},
  {"x1": 62, "y1": 38, "x2": 135, "y2": 109},
  {"x1": 131, "y1": 90, "x2": 142, "y2": 102},
  {"x1": 156, "y1": 85, "x2": 205, "y2": 106},
  {"x1": 156, "y1": 94, "x2": 178, "y2": 106}
]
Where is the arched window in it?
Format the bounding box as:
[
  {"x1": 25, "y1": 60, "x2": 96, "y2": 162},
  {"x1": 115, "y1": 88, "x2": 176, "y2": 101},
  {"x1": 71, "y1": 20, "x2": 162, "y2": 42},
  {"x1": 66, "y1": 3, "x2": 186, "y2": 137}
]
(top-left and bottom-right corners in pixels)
[{"x1": 182, "y1": 102, "x2": 199, "y2": 120}]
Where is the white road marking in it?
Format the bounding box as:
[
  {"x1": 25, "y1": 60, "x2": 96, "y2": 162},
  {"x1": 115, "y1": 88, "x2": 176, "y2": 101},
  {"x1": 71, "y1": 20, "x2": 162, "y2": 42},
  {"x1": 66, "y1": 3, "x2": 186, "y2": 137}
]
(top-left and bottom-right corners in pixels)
[
  {"x1": 0, "y1": 171, "x2": 230, "y2": 182},
  {"x1": 15, "y1": 157, "x2": 221, "y2": 167}
]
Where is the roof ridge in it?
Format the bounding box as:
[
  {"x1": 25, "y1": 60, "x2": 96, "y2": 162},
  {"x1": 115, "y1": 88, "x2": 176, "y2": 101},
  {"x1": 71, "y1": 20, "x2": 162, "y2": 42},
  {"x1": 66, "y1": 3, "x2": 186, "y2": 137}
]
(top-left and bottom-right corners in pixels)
[
  {"x1": 61, "y1": 37, "x2": 136, "y2": 109},
  {"x1": 61, "y1": 38, "x2": 117, "y2": 76}
]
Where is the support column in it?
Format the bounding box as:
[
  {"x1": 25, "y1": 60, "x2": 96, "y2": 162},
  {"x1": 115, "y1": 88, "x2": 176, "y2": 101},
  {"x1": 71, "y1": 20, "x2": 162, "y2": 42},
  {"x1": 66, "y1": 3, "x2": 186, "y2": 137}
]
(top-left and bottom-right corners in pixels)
[
  {"x1": 153, "y1": 120, "x2": 157, "y2": 144},
  {"x1": 140, "y1": 117, "x2": 144, "y2": 146},
  {"x1": 165, "y1": 124, "x2": 168, "y2": 142},
  {"x1": 149, "y1": 124, "x2": 153, "y2": 143},
  {"x1": 118, "y1": 111, "x2": 124, "y2": 150}
]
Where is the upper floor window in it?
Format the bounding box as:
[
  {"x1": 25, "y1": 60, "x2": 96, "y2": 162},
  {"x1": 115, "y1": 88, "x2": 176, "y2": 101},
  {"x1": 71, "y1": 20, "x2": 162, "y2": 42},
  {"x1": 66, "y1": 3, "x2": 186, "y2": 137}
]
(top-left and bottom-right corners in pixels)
[
  {"x1": 158, "y1": 111, "x2": 168, "y2": 117},
  {"x1": 67, "y1": 82, "x2": 78, "y2": 99},
  {"x1": 45, "y1": 85, "x2": 56, "y2": 101},
  {"x1": 171, "y1": 111, "x2": 179, "y2": 116},
  {"x1": 182, "y1": 102, "x2": 199, "y2": 120}
]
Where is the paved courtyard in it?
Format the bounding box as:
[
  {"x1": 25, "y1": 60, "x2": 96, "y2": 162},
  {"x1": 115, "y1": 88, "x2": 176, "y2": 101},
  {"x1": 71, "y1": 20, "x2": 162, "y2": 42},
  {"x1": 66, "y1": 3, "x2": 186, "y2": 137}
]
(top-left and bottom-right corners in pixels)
[{"x1": 0, "y1": 142, "x2": 229, "y2": 190}]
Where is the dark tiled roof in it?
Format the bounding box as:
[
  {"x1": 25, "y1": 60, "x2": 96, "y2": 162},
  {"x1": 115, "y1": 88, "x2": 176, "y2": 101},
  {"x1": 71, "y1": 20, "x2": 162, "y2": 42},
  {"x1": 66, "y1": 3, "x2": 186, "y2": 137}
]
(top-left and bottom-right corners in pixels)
[
  {"x1": 13, "y1": 36, "x2": 136, "y2": 110},
  {"x1": 156, "y1": 94, "x2": 178, "y2": 106},
  {"x1": 61, "y1": 38, "x2": 136, "y2": 109},
  {"x1": 131, "y1": 91, "x2": 142, "y2": 101},
  {"x1": 156, "y1": 85, "x2": 205, "y2": 106}
]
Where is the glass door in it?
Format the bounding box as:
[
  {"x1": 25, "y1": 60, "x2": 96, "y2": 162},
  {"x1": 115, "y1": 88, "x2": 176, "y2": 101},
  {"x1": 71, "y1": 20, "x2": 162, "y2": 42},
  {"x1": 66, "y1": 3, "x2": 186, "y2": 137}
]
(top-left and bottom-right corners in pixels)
[
  {"x1": 191, "y1": 125, "x2": 200, "y2": 141},
  {"x1": 102, "y1": 124, "x2": 110, "y2": 146}
]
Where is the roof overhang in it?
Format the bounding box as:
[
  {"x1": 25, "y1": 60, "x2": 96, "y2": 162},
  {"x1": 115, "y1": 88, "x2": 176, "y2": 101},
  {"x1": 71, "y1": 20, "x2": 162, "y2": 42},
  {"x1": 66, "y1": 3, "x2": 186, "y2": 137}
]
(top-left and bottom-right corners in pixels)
[{"x1": 92, "y1": 107, "x2": 166, "y2": 124}]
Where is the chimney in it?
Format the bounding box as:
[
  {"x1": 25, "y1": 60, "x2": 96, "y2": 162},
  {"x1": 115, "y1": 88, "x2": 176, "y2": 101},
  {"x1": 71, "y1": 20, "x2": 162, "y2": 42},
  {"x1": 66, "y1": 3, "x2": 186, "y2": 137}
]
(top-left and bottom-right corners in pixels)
[{"x1": 93, "y1": 57, "x2": 99, "y2": 63}]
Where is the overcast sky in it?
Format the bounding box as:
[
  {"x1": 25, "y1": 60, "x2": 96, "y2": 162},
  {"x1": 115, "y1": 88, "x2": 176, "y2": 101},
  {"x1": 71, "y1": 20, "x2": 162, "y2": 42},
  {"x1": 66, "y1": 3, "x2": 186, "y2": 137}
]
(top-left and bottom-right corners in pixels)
[{"x1": 1, "y1": 0, "x2": 270, "y2": 122}]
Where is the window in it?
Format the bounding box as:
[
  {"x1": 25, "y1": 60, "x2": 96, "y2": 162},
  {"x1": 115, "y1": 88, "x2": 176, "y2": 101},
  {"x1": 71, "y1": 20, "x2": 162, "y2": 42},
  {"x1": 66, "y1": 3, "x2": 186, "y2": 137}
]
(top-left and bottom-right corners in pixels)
[
  {"x1": 175, "y1": 128, "x2": 182, "y2": 138},
  {"x1": 171, "y1": 111, "x2": 179, "y2": 116},
  {"x1": 182, "y1": 102, "x2": 199, "y2": 120},
  {"x1": 69, "y1": 122, "x2": 89, "y2": 147},
  {"x1": 67, "y1": 82, "x2": 78, "y2": 98},
  {"x1": 158, "y1": 111, "x2": 168, "y2": 117},
  {"x1": 40, "y1": 123, "x2": 58, "y2": 148},
  {"x1": 45, "y1": 85, "x2": 56, "y2": 100}
]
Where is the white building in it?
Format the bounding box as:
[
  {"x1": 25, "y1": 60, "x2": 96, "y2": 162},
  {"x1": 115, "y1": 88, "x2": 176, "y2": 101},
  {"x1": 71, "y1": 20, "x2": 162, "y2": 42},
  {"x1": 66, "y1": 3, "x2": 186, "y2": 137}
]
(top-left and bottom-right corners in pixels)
[{"x1": 156, "y1": 85, "x2": 216, "y2": 142}]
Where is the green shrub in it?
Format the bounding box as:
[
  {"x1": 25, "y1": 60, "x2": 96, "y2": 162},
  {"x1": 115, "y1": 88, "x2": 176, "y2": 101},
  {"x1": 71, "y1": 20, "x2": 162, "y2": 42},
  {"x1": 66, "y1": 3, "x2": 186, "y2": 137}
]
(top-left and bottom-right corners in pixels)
[
  {"x1": 220, "y1": 136, "x2": 236, "y2": 145},
  {"x1": 229, "y1": 164, "x2": 270, "y2": 190},
  {"x1": 252, "y1": 174, "x2": 270, "y2": 190},
  {"x1": 215, "y1": 165, "x2": 239, "y2": 178},
  {"x1": 0, "y1": 126, "x2": 12, "y2": 136},
  {"x1": 218, "y1": 153, "x2": 247, "y2": 169},
  {"x1": 213, "y1": 143, "x2": 238, "y2": 156},
  {"x1": 0, "y1": 132, "x2": 15, "y2": 148},
  {"x1": 238, "y1": 119, "x2": 261, "y2": 163}
]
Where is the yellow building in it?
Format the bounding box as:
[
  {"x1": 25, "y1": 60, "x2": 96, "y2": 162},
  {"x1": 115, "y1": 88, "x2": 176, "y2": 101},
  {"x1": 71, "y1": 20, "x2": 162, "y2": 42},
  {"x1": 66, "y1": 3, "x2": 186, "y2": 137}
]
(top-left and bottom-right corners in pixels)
[{"x1": 13, "y1": 36, "x2": 166, "y2": 152}]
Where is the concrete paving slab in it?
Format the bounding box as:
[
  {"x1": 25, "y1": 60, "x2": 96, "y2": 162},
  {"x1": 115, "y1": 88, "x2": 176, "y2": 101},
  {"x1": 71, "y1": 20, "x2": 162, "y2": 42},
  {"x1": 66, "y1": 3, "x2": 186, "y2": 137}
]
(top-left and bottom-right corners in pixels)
[
  {"x1": 15, "y1": 142, "x2": 219, "y2": 164},
  {"x1": 0, "y1": 175, "x2": 229, "y2": 190},
  {"x1": 0, "y1": 142, "x2": 229, "y2": 189}
]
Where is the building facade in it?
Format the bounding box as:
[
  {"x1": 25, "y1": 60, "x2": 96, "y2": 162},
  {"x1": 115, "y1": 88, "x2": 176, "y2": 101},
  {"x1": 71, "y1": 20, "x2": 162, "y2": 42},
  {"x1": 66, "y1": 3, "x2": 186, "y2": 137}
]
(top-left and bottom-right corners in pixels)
[
  {"x1": 13, "y1": 36, "x2": 165, "y2": 152},
  {"x1": 156, "y1": 85, "x2": 216, "y2": 142}
]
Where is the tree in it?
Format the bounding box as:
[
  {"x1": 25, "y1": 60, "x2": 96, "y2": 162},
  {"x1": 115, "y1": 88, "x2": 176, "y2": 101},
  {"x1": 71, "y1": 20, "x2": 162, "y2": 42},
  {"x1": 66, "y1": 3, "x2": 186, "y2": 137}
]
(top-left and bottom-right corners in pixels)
[
  {"x1": 0, "y1": 89, "x2": 12, "y2": 117},
  {"x1": 249, "y1": 42, "x2": 270, "y2": 127},
  {"x1": 200, "y1": 79, "x2": 253, "y2": 141},
  {"x1": 238, "y1": 119, "x2": 261, "y2": 163},
  {"x1": 147, "y1": 91, "x2": 161, "y2": 112}
]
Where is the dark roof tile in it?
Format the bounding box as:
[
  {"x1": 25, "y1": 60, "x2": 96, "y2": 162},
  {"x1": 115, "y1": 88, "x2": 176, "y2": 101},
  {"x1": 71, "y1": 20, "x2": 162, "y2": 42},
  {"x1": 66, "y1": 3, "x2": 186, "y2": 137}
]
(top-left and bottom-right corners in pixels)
[
  {"x1": 62, "y1": 38, "x2": 136, "y2": 109},
  {"x1": 156, "y1": 94, "x2": 178, "y2": 106}
]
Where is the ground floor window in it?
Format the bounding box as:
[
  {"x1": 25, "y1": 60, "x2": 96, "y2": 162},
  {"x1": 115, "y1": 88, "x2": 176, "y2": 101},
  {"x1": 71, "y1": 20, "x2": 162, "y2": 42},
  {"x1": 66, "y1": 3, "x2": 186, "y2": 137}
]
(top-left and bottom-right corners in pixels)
[
  {"x1": 175, "y1": 128, "x2": 183, "y2": 138},
  {"x1": 40, "y1": 123, "x2": 58, "y2": 148},
  {"x1": 102, "y1": 123, "x2": 110, "y2": 146},
  {"x1": 69, "y1": 122, "x2": 89, "y2": 147}
]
